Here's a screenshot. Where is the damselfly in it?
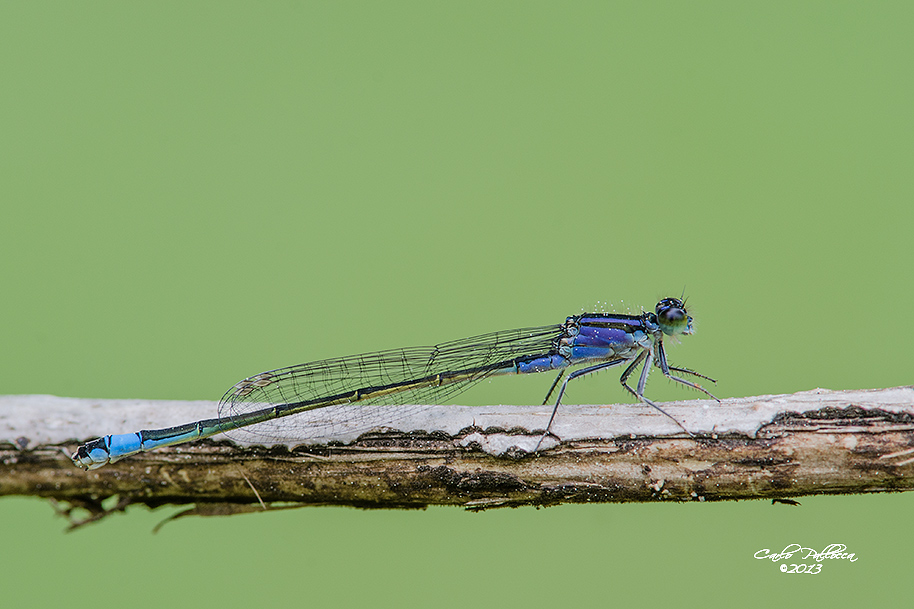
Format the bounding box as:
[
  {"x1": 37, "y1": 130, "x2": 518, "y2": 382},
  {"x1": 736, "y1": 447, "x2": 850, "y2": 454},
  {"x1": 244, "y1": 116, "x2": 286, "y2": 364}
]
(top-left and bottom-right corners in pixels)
[{"x1": 72, "y1": 298, "x2": 717, "y2": 469}]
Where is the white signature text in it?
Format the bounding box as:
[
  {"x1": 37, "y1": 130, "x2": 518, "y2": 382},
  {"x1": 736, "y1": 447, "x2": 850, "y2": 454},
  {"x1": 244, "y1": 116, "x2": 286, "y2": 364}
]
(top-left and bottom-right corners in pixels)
[{"x1": 754, "y1": 543, "x2": 858, "y2": 563}]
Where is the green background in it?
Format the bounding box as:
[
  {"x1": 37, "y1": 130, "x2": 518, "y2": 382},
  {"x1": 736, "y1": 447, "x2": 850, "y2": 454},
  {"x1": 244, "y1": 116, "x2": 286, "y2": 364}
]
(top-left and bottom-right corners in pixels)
[{"x1": 2, "y1": 2, "x2": 911, "y2": 606}]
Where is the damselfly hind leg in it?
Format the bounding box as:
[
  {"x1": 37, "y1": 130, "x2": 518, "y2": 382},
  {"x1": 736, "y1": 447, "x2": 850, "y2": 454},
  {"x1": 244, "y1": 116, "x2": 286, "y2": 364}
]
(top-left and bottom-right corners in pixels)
[
  {"x1": 541, "y1": 371, "x2": 565, "y2": 406},
  {"x1": 533, "y1": 359, "x2": 626, "y2": 452}
]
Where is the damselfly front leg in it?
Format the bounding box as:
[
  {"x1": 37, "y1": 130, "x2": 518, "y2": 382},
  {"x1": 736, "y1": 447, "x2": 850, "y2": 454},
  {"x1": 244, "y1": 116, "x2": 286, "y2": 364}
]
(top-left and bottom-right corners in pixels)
[
  {"x1": 655, "y1": 340, "x2": 719, "y2": 401},
  {"x1": 619, "y1": 348, "x2": 694, "y2": 436}
]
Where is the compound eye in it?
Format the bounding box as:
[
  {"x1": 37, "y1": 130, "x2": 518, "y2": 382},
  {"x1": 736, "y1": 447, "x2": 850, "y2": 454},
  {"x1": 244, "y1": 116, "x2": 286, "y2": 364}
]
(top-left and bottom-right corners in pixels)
[
  {"x1": 659, "y1": 307, "x2": 685, "y2": 325},
  {"x1": 656, "y1": 299, "x2": 690, "y2": 335},
  {"x1": 656, "y1": 297, "x2": 684, "y2": 314}
]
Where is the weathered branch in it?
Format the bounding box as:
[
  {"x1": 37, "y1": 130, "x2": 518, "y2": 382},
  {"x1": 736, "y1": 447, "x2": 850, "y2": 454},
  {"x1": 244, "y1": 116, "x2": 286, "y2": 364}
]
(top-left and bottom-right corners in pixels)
[{"x1": 2, "y1": 387, "x2": 913, "y2": 525}]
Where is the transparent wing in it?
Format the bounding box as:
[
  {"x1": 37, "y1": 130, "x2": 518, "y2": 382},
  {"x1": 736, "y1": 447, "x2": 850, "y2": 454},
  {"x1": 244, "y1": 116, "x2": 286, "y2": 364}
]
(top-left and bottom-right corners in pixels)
[{"x1": 217, "y1": 324, "x2": 562, "y2": 442}]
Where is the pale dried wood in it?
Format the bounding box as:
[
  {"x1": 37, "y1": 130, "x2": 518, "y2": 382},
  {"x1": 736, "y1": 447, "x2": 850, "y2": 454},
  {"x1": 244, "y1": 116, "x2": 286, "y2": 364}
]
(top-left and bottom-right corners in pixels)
[{"x1": 1, "y1": 387, "x2": 912, "y2": 526}]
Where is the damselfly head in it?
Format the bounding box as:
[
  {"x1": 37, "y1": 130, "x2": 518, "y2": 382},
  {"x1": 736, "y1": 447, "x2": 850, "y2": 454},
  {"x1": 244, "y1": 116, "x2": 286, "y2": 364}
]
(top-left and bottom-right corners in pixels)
[{"x1": 656, "y1": 297, "x2": 694, "y2": 336}]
